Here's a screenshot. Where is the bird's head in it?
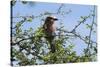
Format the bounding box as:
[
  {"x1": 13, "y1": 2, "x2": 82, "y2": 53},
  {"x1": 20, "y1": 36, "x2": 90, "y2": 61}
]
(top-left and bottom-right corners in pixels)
[{"x1": 46, "y1": 16, "x2": 58, "y2": 23}]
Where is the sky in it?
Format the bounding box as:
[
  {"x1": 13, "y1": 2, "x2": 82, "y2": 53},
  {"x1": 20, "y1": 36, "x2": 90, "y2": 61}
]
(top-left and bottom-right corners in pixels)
[{"x1": 12, "y1": 1, "x2": 97, "y2": 56}]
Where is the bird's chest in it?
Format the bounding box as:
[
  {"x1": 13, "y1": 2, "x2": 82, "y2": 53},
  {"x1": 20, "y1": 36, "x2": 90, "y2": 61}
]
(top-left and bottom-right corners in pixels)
[{"x1": 47, "y1": 24, "x2": 56, "y2": 32}]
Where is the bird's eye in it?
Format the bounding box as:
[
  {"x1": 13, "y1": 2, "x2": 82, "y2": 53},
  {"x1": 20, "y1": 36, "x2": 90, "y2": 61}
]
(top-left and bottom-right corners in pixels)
[{"x1": 50, "y1": 19, "x2": 54, "y2": 22}]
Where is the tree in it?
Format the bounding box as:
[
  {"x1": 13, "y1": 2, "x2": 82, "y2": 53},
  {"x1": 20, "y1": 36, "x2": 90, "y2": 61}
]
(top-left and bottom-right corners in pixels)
[{"x1": 11, "y1": 1, "x2": 97, "y2": 66}]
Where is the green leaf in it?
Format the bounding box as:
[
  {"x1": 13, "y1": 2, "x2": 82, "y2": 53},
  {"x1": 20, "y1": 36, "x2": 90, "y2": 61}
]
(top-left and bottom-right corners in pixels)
[
  {"x1": 27, "y1": 18, "x2": 32, "y2": 22},
  {"x1": 28, "y1": 27, "x2": 33, "y2": 32},
  {"x1": 16, "y1": 22, "x2": 22, "y2": 27},
  {"x1": 86, "y1": 24, "x2": 92, "y2": 29},
  {"x1": 44, "y1": 11, "x2": 51, "y2": 15}
]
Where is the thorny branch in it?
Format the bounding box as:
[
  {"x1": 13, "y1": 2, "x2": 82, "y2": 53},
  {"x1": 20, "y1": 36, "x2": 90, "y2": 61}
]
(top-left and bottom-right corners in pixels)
[
  {"x1": 87, "y1": 6, "x2": 96, "y2": 56},
  {"x1": 11, "y1": 30, "x2": 97, "y2": 46}
]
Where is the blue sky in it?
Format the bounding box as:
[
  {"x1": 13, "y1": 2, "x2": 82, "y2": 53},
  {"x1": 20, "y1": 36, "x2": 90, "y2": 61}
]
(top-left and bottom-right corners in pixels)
[{"x1": 12, "y1": 1, "x2": 96, "y2": 56}]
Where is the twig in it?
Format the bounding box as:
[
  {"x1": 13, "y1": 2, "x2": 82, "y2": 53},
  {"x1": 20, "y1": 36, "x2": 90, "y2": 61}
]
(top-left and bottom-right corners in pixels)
[
  {"x1": 11, "y1": 17, "x2": 27, "y2": 29},
  {"x1": 57, "y1": 4, "x2": 64, "y2": 14},
  {"x1": 71, "y1": 15, "x2": 90, "y2": 33}
]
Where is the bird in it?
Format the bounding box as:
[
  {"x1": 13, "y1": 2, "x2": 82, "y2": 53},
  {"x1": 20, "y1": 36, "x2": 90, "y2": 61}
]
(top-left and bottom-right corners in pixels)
[{"x1": 43, "y1": 16, "x2": 58, "y2": 53}]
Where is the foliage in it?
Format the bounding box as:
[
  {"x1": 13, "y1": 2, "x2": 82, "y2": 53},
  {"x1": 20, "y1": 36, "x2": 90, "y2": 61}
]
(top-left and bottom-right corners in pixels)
[{"x1": 11, "y1": 1, "x2": 97, "y2": 66}]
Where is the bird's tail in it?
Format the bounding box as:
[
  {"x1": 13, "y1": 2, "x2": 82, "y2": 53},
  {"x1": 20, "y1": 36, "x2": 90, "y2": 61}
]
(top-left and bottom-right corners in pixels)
[
  {"x1": 50, "y1": 43, "x2": 56, "y2": 53},
  {"x1": 49, "y1": 40, "x2": 56, "y2": 53},
  {"x1": 46, "y1": 32, "x2": 56, "y2": 53}
]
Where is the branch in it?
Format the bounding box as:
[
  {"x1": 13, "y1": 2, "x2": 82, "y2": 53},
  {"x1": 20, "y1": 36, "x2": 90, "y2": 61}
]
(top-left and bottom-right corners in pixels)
[
  {"x1": 11, "y1": 32, "x2": 97, "y2": 46},
  {"x1": 57, "y1": 4, "x2": 64, "y2": 14},
  {"x1": 11, "y1": 17, "x2": 27, "y2": 29},
  {"x1": 87, "y1": 6, "x2": 96, "y2": 56},
  {"x1": 11, "y1": 37, "x2": 34, "y2": 45},
  {"x1": 71, "y1": 32, "x2": 97, "y2": 45},
  {"x1": 71, "y1": 15, "x2": 91, "y2": 33}
]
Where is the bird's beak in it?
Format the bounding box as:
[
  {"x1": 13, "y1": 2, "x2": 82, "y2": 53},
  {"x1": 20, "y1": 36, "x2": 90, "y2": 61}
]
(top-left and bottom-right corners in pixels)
[{"x1": 54, "y1": 18, "x2": 58, "y2": 21}]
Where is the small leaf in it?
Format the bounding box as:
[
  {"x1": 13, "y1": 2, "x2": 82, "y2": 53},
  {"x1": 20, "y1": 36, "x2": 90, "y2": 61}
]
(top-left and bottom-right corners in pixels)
[
  {"x1": 28, "y1": 27, "x2": 33, "y2": 32},
  {"x1": 86, "y1": 24, "x2": 92, "y2": 29},
  {"x1": 16, "y1": 22, "x2": 22, "y2": 27},
  {"x1": 80, "y1": 16, "x2": 84, "y2": 19},
  {"x1": 44, "y1": 12, "x2": 51, "y2": 15},
  {"x1": 93, "y1": 30, "x2": 96, "y2": 33},
  {"x1": 27, "y1": 18, "x2": 32, "y2": 22}
]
